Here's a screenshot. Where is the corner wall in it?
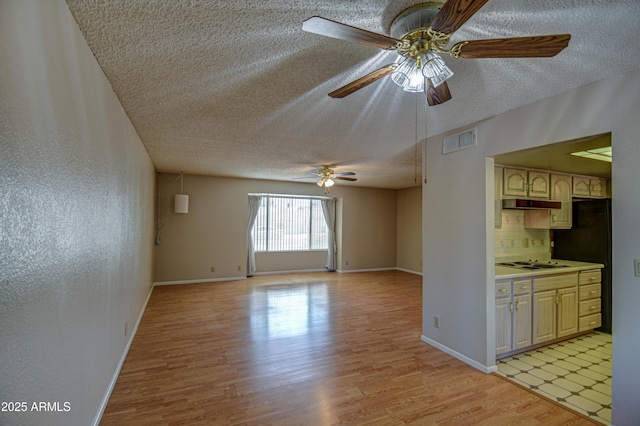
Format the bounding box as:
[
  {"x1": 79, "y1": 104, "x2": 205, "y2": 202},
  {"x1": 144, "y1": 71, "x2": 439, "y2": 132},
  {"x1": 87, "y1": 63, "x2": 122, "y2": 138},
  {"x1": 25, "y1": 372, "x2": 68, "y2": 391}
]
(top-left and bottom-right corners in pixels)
[
  {"x1": 397, "y1": 186, "x2": 422, "y2": 274},
  {"x1": 0, "y1": 2, "x2": 156, "y2": 425}
]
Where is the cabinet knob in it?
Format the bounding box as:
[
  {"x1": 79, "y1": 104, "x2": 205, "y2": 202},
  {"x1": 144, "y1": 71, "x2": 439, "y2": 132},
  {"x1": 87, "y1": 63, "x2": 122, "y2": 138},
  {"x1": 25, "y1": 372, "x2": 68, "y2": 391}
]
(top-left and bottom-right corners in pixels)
[
  {"x1": 520, "y1": 285, "x2": 529, "y2": 290},
  {"x1": 590, "y1": 306, "x2": 597, "y2": 310},
  {"x1": 589, "y1": 291, "x2": 596, "y2": 295},
  {"x1": 589, "y1": 321, "x2": 597, "y2": 325},
  {"x1": 499, "y1": 288, "x2": 508, "y2": 292}
]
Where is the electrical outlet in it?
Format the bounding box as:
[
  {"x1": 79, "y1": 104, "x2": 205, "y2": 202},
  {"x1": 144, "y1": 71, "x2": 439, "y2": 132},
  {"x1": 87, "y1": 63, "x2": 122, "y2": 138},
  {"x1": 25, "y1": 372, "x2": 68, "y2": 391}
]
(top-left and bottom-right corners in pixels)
[
  {"x1": 433, "y1": 315, "x2": 440, "y2": 329},
  {"x1": 635, "y1": 259, "x2": 640, "y2": 277},
  {"x1": 237, "y1": 265, "x2": 241, "y2": 272},
  {"x1": 345, "y1": 260, "x2": 349, "y2": 266},
  {"x1": 124, "y1": 322, "x2": 128, "y2": 336},
  {"x1": 210, "y1": 266, "x2": 215, "y2": 272}
]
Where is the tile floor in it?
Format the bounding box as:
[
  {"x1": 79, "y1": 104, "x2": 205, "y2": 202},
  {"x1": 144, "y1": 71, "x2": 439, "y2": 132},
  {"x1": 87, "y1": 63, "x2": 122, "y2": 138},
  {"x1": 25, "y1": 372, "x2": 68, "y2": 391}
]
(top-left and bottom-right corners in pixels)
[{"x1": 496, "y1": 332, "x2": 612, "y2": 425}]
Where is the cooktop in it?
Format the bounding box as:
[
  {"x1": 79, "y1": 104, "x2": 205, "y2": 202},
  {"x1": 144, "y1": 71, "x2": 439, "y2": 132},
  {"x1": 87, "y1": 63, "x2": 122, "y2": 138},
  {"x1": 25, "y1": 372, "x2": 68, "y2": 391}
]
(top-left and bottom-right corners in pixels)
[{"x1": 496, "y1": 260, "x2": 568, "y2": 270}]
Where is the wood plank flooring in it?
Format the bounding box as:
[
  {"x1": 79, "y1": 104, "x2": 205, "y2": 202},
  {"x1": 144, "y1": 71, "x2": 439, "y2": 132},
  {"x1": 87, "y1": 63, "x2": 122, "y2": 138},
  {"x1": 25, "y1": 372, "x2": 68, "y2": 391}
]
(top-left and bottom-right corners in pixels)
[{"x1": 101, "y1": 271, "x2": 598, "y2": 425}]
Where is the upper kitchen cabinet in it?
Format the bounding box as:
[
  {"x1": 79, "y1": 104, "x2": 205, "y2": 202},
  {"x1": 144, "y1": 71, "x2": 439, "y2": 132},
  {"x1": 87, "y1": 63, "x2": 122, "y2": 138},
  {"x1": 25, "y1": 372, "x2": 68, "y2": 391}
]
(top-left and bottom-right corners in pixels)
[
  {"x1": 503, "y1": 168, "x2": 550, "y2": 198},
  {"x1": 524, "y1": 173, "x2": 573, "y2": 229},
  {"x1": 550, "y1": 174, "x2": 573, "y2": 228},
  {"x1": 572, "y1": 176, "x2": 607, "y2": 198}
]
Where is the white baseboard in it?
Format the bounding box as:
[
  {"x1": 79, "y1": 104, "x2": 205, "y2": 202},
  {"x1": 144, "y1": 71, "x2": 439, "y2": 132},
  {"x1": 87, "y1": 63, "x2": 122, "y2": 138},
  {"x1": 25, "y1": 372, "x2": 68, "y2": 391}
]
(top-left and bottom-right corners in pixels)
[
  {"x1": 420, "y1": 335, "x2": 497, "y2": 374},
  {"x1": 336, "y1": 267, "x2": 397, "y2": 274},
  {"x1": 92, "y1": 284, "x2": 154, "y2": 426},
  {"x1": 253, "y1": 268, "x2": 329, "y2": 276},
  {"x1": 153, "y1": 276, "x2": 247, "y2": 286},
  {"x1": 395, "y1": 267, "x2": 423, "y2": 276}
]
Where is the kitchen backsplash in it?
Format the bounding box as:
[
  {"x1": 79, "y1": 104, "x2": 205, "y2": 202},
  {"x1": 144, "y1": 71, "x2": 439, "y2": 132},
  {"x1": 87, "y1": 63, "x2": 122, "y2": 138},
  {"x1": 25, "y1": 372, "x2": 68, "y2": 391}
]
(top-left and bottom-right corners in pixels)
[{"x1": 495, "y1": 210, "x2": 551, "y2": 260}]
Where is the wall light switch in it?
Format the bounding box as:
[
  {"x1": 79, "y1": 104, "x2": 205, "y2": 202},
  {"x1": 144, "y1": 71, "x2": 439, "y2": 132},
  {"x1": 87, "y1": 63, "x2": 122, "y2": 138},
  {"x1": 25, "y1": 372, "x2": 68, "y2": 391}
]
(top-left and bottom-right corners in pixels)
[{"x1": 634, "y1": 259, "x2": 640, "y2": 277}]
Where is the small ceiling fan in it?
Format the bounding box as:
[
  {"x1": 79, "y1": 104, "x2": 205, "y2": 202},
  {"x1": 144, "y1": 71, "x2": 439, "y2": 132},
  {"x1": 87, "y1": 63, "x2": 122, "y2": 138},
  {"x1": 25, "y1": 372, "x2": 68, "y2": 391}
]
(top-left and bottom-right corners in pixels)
[
  {"x1": 300, "y1": 165, "x2": 357, "y2": 192},
  {"x1": 302, "y1": 0, "x2": 571, "y2": 106}
]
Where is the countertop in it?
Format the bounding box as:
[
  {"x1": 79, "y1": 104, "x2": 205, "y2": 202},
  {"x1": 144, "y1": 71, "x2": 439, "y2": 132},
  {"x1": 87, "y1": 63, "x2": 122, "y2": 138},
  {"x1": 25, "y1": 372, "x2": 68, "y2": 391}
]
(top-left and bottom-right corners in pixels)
[{"x1": 495, "y1": 259, "x2": 604, "y2": 280}]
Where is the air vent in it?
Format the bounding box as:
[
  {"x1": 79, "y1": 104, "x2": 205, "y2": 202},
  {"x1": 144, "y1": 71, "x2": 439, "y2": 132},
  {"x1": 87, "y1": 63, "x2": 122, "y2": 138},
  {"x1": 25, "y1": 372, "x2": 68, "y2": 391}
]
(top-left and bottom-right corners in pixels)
[{"x1": 442, "y1": 128, "x2": 476, "y2": 154}]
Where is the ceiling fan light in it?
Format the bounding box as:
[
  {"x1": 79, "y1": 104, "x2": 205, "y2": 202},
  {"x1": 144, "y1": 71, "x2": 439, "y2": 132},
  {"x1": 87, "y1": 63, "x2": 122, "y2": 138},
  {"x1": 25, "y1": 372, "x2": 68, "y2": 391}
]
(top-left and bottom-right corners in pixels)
[
  {"x1": 390, "y1": 57, "x2": 413, "y2": 88},
  {"x1": 402, "y1": 71, "x2": 424, "y2": 92},
  {"x1": 421, "y1": 52, "x2": 454, "y2": 87},
  {"x1": 428, "y1": 69, "x2": 453, "y2": 88},
  {"x1": 325, "y1": 178, "x2": 335, "y2": 187},
  {"x1": 317, "y1": 179, "x2": 324, "y2": 187},
  {"x1": 391, "y1": 57, "x2": 424, "y2": 92}
]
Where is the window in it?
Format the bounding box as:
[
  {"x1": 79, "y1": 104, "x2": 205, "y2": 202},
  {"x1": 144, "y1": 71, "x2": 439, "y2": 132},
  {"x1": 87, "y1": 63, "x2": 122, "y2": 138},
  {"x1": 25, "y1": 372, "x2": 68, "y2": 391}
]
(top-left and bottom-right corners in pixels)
[{"x1": 251, "y1": 195, "x2": 328, "y2": 252}]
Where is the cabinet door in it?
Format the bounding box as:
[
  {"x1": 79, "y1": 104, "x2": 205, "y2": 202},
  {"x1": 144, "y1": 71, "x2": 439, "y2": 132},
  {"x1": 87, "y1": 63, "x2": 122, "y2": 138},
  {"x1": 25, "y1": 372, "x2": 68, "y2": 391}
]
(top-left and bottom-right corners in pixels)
[
  {"x1": 550, "y1": 174, "x2": 572, "y2": 229},
  {"x1": 589, "y1": 178, "x2": 607, "y2": 197},
  {"x1": 527, "y1": 171, "x2": 550, "y2": 198},
  {"x1": 513, "y1": 294, "x2": 532, "y2": 350},
  {"x1": 503, "y1": 168, "x2": 528, "y2": 197},
  {"x1": 557, "y1": 287, "x2": 578, "y2": 338},
  {"x1": 572, "y1": 176, "x2": 591, "y2": 197},
  {"x1": 533, "y1": 290, "x2": 557, "y2": 344},
  {"x1": 495, "y1": 297, "x2": 512, "y2": 355}
]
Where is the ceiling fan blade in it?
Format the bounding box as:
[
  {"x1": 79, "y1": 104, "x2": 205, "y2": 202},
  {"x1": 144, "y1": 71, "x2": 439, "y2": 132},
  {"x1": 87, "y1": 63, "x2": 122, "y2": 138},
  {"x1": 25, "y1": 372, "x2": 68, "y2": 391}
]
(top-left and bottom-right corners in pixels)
[
  {"x1": 335, "y1": 176, "x2": 357, "y2": 181},
  {"x1": 453, "y1": 34, "x2": 571, "y2": 58},
  {"x1": 302, "y1": 16, "x2": 399, "y2": 49},
  {"x1": 425, "y1": 79, "x2": 452, "y2": 107},
  {"x1": 430, "y1": 0, "x2": 490, "y2": 35},
  {"x1": 334, "y1": 171, "x2": 356, "y2": 176},
  {"x1": 329, "y1": 64, "x2": 396, "y2": 98}
]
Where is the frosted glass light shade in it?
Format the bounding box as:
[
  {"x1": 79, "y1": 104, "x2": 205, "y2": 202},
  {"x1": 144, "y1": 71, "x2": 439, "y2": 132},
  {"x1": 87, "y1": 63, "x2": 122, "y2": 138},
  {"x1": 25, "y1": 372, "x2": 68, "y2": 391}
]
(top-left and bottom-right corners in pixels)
[
  {"x1": 421, "y1": 52, "x2": 453, "y2": 87},
  {"x1": 174, "y1": 193, "x2": 189, "y2": 213},
  {"x1": 391, "y1": 57, "x2": 424, "y2": 93}
]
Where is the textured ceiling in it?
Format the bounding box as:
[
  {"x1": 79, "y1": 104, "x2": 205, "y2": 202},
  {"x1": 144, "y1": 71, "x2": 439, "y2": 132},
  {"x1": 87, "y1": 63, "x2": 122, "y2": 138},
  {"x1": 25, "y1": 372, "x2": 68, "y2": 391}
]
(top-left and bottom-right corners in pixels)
[{"x1": 65, "y1": 0, "x2": 640, "y2": 189}]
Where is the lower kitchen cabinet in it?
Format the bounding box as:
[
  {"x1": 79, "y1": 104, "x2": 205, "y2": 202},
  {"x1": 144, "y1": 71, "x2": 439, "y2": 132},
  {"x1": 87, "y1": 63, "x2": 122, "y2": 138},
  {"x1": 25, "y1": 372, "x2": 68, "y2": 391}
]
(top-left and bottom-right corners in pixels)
[
  {"x1": 532, "y1": 290, "x2": 556, "y2": 344},
  {"x1": 557, "y1": 287, "x2": 579, "y2": 338},
  {"x1": 578, "y1": 269, "x2": 602, "y2": 331},
  {"x1": 496, "y1": 268, "x2": 601, "y2": 357},
  {"x1": 496, "y1": 279, "x2": 532, "y2": 356},
  {"x1": 532, "y1": 274, "x2": 578, "y2": 345}
]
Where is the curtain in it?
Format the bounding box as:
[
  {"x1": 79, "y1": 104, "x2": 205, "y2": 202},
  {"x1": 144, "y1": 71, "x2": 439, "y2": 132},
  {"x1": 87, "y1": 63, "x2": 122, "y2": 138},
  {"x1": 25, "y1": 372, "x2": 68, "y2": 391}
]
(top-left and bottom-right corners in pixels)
[
  {"x1": 321, "y1": 198, "x2": 337, "y2": 271},
  {"x1": 246, "y1": 195, "x2": 262, "y2": 276}
]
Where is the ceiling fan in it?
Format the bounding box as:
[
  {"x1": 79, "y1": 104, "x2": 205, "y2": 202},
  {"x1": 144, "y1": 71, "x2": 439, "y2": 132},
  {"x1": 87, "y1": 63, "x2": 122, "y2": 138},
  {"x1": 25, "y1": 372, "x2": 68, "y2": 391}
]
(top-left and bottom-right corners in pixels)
[
  {"x1": 311, "y1": 165, "x2": 357, "y2": 192},
  {"x1": 302, "y1": 0, "x2": 571, "y2": 106}
]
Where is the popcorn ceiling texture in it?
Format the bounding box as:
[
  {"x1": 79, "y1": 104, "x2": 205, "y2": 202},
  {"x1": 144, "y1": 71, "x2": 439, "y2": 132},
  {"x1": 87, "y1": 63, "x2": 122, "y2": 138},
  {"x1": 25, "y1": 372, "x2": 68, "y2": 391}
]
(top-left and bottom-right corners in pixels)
[{"x1": 64, "y1": 0, "x2": 640, "y2": 188}]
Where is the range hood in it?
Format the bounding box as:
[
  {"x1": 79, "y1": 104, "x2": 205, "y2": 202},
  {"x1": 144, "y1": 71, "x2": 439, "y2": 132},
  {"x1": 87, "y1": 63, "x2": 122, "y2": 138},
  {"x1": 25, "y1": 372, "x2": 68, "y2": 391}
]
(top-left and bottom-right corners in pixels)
[{"x1": 502, "y1": 198, "x2": 562, "y2": 210}]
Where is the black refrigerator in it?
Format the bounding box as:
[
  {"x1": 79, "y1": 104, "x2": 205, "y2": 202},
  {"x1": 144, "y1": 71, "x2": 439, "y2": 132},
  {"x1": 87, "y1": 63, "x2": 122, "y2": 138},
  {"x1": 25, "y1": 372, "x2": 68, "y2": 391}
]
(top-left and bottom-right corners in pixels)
[{"x1": 553, "y1": 198, "x2": 612, "y2": 334}]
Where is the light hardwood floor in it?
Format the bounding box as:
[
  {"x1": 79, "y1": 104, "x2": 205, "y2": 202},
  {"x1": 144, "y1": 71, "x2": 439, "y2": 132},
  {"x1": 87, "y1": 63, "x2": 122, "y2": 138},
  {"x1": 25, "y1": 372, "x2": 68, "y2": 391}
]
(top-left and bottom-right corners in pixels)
[{"x1": 101, "y1": 271, "x2": 597, "y2": 425}]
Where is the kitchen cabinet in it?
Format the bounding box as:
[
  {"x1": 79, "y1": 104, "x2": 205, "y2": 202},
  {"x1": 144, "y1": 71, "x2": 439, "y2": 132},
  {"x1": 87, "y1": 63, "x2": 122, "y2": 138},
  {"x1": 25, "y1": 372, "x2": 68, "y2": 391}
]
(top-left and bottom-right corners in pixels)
[
  {"x1": 550, "y1": 174, "x2": 573, "y2": 228},
  {"x1": 496, "y1": 278, "x2": 532, "y2": 356},
  {"x1": 578, "y1": 269, "x2": 602, "y2": 331},
  {"x1": 572, "y1": 176, "x2": 607, "y2": 198},
  {"x1": 532, "y1": 272, "x2": 578, "y2": 345},
  {"x1": 503, "y1": 168, "x2": 550, "y2": 198},
  {"x1": 523, "y1": 174, "x2": 573, "y2": 229}
]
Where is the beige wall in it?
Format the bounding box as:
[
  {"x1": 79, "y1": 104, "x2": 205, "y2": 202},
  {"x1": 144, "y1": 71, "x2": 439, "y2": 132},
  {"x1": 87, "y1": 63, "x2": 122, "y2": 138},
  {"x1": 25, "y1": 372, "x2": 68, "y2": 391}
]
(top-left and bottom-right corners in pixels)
[
  {"x1": 397, "y1": 186, "x2": 422, "y2": 274},
  {"x1": 0, "y1": 2, "x2": 156, "y2": 425},
  {"x1": 154, "y1": 174, "x2": 401, "y2": 282}
]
